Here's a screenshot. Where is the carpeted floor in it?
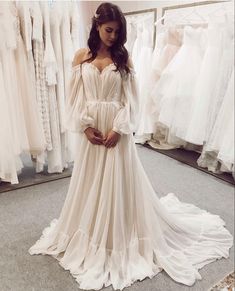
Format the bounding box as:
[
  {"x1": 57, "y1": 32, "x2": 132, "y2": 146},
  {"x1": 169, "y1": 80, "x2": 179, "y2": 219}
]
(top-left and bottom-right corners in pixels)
[{"x1": 0, "y1": 145, "x2": 234, "y2": 291}]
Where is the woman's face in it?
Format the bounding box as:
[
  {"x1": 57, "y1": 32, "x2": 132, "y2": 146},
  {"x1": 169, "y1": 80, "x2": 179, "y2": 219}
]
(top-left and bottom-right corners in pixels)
[{"x1": 97, "y1": 21, "x2": 120, "y2": 47}]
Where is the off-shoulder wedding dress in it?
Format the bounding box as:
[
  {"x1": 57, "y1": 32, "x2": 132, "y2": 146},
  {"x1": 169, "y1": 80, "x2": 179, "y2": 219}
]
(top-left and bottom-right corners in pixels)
[{"x1": 29, "y1": 61, "x2": 233, "y2": 290}]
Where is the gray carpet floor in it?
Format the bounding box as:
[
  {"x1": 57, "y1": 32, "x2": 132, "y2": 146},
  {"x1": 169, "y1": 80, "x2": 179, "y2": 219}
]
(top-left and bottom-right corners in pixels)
[{"x1": 0, "y1": 145, "x2": 234, "y2": 291}]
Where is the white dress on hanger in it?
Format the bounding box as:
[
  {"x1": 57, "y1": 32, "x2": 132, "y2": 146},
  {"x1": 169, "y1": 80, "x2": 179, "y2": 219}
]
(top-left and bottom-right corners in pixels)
[
  {"x1": 217, "y1": 69, "x2": 234, "y2": 171},
  {"x1": 197, "y1": 19, "x2": 234, "y2": 173},
  {"x1": 206, "y1": 19, "x2": 234, "y2": 138},
  {"x1": 29, "y1": 62, "x2": 232, "y2": 290},
  {"x1": 185, "y1": 21, "x2": 225, "y2": 145},
  {"x1": 151, "y1": 31, "x2": 166, "y2": 80},
  {"x1": 131, "y1": 23, "x2": 143, "y2": 74},
  {"x1": 70, "y1": 2, "x2": 80, "y2": 53},
  {"x1": 149, "y1": 27, "x2": 183, "y2": 150},
  {"x1": 0, "y1": 54, "x2": 22, "y2": 184},
  {"x1": 154, "y1": 26, "x2": 205, "y2": 141},
  {"x1": 38, "y1": 1, "x2": 63, "y2": 174},
  {"x1": 198, "y1": 69, "x2": 234, "y2": 173},
  {"x1": 50, "y1": 1, "x2": 71, "y2": 173},
  {"x1": 0, "y1": 3, "x2": 29, "y2": 157},
  {"x1": 134, "y1": 22, "x2": 154, "y2": 139},
  {"x1": 32, "y1": 2, "x2": 52, "y2": 153},
  {"x1": 15, "y1": 5, "x2": 46, "y2": 156},
  {"x1": 0, "y1": 3, "x2": 24, "y2": 184},
  {"x1": 152, "y1": 27, "x2": 182, "y2": 82},
  {"x1": 125, "y1": 21, "x2": 137, "y2": 55}
]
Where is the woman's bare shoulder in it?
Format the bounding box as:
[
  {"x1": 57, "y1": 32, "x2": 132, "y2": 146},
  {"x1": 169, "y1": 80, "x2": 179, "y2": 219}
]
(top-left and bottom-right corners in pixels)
[{"x1": 72, "y1": 48, "x2": 91, "y2": 67}]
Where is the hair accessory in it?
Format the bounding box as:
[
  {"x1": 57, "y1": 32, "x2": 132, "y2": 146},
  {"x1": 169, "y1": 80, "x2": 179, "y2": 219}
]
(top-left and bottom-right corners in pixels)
[{"x1": 94, "y1": 13, "x2": 100, "y2": 19}]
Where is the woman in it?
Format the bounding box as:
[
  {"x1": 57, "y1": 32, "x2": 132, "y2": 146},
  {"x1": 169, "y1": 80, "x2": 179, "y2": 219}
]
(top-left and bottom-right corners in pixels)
[{"x1": 29, "y1": 3, "x2": 233, "y2": 290}]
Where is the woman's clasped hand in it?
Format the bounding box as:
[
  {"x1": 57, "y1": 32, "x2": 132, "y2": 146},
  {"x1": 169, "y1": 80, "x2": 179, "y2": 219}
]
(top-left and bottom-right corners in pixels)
[{"x1": 84, "y1": 127, "x2": 120, "y2": 148}]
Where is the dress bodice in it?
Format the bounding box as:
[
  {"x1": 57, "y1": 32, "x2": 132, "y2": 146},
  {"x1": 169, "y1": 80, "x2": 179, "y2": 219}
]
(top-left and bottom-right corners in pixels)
[
  {"x1": 82, "y1": 62, "x2": 123, "y2": 103},
  {"x1": 65, "y1": 62, "x2": 139, "y2": 135}
]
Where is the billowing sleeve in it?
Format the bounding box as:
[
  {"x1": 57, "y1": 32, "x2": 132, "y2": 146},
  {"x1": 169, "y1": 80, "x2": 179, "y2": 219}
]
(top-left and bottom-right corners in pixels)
[
  {"x1": 64, "y1": 65, "x2": 95, "y2": 133},
  {"x1": 112, "y1": 69, "x2": 140, "y2": 135}
]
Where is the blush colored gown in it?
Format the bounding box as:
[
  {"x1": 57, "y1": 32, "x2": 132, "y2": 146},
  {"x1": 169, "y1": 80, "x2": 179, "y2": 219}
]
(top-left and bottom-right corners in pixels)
[{"x1": 29, "y1": 62, "x2": 233, "y2": 290}]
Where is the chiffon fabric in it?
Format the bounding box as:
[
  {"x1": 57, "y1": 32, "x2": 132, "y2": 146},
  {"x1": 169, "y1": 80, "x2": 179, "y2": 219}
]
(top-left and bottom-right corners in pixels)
[{"x1": 29, "y1": 62, "x2": 233, "y2": 290}]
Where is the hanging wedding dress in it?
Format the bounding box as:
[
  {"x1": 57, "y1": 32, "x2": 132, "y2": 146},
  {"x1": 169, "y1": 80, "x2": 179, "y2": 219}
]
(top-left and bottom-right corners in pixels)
[
  {"x1": 134, "y1": 21, "x2": 154, "y2": 140},
  {"x1": 151, "y1": 31, "x2": 166, "y2": 81},
  {"x1": 39, "y1": 1, "x2": 63, "y2": 174},
  {"x1": 0, "y1": 3, "x2": 29, "y2": 156},
  {"x1": 30, "y1": 2, "x2": 52, "y2": 153},
  {"x1": 50, "y1": 1, "x2": 69, "y2": 173},
  {"x1": 149, "y1": 26, "x2": 183, "y2": 149},
  {"x1": 152, "y1": 26, "x2": 182, "y2": 82},
  {"x1": 197, "y1": 18, "x2": 234, "y2": 173},
  {"x1": 185, "y1": 20, "x2": 225, "y2": 145},
  {"x1": 15, "y1": 4, "x2": 46, "y2": 156},
  {"x1": 206, "y1": 18, "x2": 234, "y2": 139},
  {"x1": 157, "y1": 26, "x2": 206, "y2": 142},
  {"x1": 125, "y1": 20, "x2": 137, "y2": 55},
  {"x1": 198, "y1": 69, "x2": 234, "y2": 173},
  {"x1": 132, "y1": 23, "x2": 143, "y2": 74},
  {"x1": 216, "y1": 69, "x2": 234, "y2": 172},
  {"x1": 0, "y1": 46, "x2": 22, "y2": 184},
  {"x1": 29, "y1": 61, "x2": 233, "y2": 290}
]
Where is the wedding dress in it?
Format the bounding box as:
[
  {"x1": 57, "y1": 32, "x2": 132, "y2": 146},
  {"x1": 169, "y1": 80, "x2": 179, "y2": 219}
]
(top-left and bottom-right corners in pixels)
[
  {"x1": 156, "y1": 26, "x2": 206, "y2": 141},
  {"x1": 149, "y1": 27, "x2": 183, "y2": 149},
  {"x1": 198, "y1": 69, "x2": 234, "y2": 173},
  {"x1": 152, "y1": 27, "x2": 182, "y2": 82},
  {"x1": 185, "y1": 21, "x2": 227, "y2": 145},
  {"x1": 134, "y1": 24, "x2": 154, "y2": 139},
  {"x1": 29, "y1": 62, "x2": 233, "y2": 290}
]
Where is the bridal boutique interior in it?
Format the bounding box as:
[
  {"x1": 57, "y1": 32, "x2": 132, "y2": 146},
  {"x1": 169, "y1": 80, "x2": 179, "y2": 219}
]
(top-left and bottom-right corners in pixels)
[{"x1": 0, "y1": 1, "x2": 234, "y2": 291}]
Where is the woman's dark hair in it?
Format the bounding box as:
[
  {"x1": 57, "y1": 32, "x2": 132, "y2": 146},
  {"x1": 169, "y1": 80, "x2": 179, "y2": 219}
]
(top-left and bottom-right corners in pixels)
[{"x1": 85, "y1": 2, "x2": 130, "y2": 75}]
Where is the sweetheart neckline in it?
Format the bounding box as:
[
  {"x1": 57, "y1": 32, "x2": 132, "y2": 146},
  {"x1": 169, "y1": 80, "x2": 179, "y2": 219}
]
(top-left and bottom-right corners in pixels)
[{"x1": 84, "y1": 62, "x2": 116, "y2": 74}]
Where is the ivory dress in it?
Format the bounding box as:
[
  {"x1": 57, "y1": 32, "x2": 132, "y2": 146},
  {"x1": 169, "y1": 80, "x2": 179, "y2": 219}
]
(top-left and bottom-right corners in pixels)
[
  {"x1": 29, "y1": 62, "x2": 233, "y2": 290},
  {"x1": 152, "y1": 26, "x2": 205, "y2": 142}
]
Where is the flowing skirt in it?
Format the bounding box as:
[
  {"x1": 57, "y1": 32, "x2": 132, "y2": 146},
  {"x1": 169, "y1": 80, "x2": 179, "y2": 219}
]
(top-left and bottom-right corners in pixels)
[{"x1": 29, "y1": 101, "x2": 233, "y2": 290}]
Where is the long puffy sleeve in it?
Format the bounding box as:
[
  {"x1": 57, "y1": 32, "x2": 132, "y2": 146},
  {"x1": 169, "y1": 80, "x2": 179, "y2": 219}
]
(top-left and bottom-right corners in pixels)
[
  {"x1": 112, "y1": 68, "x2": 140, "y2": 135},
  {"x1": 65, "y1": 65, "x2": 95, "y2": 133}
]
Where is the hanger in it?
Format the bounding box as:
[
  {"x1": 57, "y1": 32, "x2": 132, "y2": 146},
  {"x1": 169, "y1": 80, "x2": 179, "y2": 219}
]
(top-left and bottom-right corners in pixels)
[{"x1": 155, "y1": 10, "x2": 186, "y2": 27}]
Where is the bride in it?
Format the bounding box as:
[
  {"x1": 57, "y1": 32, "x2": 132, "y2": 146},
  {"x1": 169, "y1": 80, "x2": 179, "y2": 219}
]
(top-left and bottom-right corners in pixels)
[{"x1": 29, "y1": 2, "x2": 233, "y2": 290}]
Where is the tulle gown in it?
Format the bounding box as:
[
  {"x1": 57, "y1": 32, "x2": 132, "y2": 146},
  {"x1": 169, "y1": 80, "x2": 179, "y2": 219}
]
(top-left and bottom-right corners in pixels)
[
  {"x1": 185, "y1": 23, "x2": 224, "y2": 145},
  {"x1": 198, "y1": 69, "x2": 234, "y2": 173},
  {"x1": 151, "y1": 26, "x2": 206, "y2": 142},
  {"x1": 29, "y1": 62, "x2": 233, "y2": 290}
]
